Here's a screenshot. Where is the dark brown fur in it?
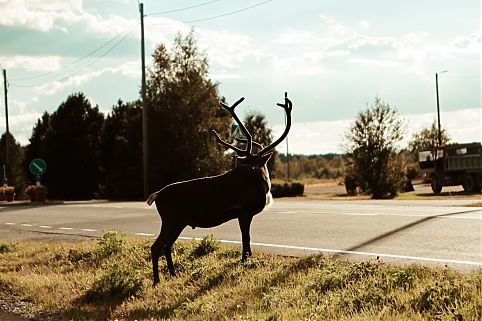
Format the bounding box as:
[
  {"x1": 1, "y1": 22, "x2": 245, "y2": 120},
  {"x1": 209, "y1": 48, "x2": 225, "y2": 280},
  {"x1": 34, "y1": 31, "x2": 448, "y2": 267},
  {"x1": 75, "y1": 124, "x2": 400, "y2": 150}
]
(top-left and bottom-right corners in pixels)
[
  {"x1": 148, "y1": 158, "x2": 271, "y2": 285},
  {"x1": 147, "y1": 93, "x2": 291, "y2": 285}
]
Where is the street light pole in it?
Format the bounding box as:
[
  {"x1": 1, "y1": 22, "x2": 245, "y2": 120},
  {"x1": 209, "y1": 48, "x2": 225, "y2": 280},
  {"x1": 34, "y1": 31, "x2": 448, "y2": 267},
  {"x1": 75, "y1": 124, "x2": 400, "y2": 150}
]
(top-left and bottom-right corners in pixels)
[
  {"x1": 284, "y1": 113, "x2": 290, "y2": 180},
  {"x1": 435, "y1": 70, "x2": 447, "y2": 146}
]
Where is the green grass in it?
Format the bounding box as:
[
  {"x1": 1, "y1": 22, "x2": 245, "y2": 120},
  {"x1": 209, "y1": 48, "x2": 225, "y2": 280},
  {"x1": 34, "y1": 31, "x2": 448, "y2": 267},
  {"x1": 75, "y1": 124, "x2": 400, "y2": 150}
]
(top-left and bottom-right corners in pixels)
[{"x1": 0, "y1": 232, "x2": 480, "y2": 320}]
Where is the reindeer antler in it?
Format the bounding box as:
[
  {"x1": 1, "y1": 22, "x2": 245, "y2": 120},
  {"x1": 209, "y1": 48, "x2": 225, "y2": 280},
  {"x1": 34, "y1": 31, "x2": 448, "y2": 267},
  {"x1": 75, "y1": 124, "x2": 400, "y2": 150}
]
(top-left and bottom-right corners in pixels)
[
  {"x1": 213, "y1": 93, "x2": 292, "y2": 158},
  {"x1": 212, "y1": 97, "x2": 253, "y2": 157},
  {"x1": 257, "y1": 92, "x2": 292, "y2": 156}
]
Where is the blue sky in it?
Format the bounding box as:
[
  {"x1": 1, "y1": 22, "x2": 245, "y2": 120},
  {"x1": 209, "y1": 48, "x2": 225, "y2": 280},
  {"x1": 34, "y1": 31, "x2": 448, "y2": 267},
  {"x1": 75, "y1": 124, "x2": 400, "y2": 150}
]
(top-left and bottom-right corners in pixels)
[{"x1": 0, "y1": 0, "x2": 480, "y2": 154}]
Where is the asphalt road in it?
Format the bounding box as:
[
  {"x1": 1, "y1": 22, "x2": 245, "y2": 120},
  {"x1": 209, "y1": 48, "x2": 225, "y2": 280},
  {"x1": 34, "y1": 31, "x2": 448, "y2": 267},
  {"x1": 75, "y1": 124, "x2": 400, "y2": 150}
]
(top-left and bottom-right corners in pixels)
[{"x1": 0, "y1": 199, "x2": 481, "y2": 270}]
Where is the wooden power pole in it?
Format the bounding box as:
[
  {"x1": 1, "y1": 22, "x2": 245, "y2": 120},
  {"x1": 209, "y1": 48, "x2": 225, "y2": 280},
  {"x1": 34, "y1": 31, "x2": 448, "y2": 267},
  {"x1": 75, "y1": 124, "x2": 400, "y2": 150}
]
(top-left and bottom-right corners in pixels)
[
  {"x1": 139, "y1": 2, "x2": 149, "y2": 198},
  {"x1": 2, "y1": 69, "x2": 9, "y2": 185}
]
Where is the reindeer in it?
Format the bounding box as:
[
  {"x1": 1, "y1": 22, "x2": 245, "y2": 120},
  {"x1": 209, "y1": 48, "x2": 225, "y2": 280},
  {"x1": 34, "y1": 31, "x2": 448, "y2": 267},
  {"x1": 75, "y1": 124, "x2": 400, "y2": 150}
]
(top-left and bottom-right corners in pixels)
[{"x1": 147, "y1": 93, "x2": 292, "y2": 285}]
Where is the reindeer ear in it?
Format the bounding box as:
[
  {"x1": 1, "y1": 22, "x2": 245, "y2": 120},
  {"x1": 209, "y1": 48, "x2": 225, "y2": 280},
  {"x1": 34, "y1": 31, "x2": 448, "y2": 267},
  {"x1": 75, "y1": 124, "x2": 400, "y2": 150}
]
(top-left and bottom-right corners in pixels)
[{"x1": 260, "y1": 152, "x2": 273, "y2": 165}]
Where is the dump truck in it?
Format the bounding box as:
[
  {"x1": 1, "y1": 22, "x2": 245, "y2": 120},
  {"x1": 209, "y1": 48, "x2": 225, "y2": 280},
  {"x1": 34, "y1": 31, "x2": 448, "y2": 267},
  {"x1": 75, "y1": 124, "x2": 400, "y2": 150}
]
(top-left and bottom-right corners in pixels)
[{"x1": 418, "y1": 142, "x2": 482, "y2": 193}]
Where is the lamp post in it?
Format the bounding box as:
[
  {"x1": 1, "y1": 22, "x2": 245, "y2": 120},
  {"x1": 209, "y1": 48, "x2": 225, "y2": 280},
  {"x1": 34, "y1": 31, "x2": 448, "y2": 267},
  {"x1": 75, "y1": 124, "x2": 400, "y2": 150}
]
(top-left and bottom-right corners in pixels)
[
  {"x1": 285, "y1": 113, "x2": 290, "y2": 180},
  {"x1": 435, "y1": 70, "x2": 447, "y2": 146}
]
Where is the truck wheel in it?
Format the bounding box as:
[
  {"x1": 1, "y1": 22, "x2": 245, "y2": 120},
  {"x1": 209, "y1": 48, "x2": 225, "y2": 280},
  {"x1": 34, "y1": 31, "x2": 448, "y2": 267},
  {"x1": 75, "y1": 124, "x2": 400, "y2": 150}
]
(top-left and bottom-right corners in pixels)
[
  {"x1": 430, "y1": 174, "x2": 442, "y2": 194},
  {"x1": 462, "y1": 174, "x2": 477, "y2": 193}
]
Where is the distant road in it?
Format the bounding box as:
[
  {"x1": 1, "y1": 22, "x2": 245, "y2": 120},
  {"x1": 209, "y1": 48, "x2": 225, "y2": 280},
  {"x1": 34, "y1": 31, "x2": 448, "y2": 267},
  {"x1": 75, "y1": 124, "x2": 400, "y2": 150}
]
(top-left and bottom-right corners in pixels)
[{"x1": 0, "y1": 199, "x2": 480, "y2": 270}]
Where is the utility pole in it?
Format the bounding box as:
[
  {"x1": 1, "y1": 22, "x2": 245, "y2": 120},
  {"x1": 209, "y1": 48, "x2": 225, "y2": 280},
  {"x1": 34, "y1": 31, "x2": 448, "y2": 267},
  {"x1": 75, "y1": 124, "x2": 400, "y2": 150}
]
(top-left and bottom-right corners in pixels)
[
  {"x1": 435, "y1": 70, "x2": 447, "y2": 146},
  {"x1": 139, "y1": 2, "x2": 149, "y2": 198},
  {"x1": 2, "y1": 69, "x2": 9, "y2": 186}
]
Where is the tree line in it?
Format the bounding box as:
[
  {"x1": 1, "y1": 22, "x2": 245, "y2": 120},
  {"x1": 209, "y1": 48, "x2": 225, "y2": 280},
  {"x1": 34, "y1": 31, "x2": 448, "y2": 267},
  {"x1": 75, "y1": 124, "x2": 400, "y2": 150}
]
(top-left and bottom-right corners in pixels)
[{"x1": 2, "y1": 31, "x2": 451, "y2": 200}]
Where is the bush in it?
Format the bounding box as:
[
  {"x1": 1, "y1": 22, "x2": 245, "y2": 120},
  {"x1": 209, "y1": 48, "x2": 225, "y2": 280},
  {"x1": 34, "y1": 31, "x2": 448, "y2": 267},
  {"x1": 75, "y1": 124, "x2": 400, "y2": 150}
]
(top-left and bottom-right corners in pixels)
[
  {"x1": 189, "y1": 235, "x2": 219, "y2": 258},
  {"x1": 68, "y1": 248, "x2": 92, "y2": 263},
  {"x1": 84, "y1": 262, "x2": 143, "y2": 302},
  {"x1": 343, "y1": 97, "x2": 406, "y2": 199},
  {"x1": 0, "y1": 243, "x2": 12, "y2": 254},
  {"x1": 96, "y1": 230, "x2": 124, "y2": 257},
  {"x1": 25, "y1": 185, "x2": 48, "y2": 201},
  {"x1": 271, "y1": 181, "x2": 304, "y2": 198},
  {"x1": 344, "y1": 174, "x2": 358, "y2": 195},
  {"x1": 411, "y1": 280, "x2": 466, "y2": 318}
]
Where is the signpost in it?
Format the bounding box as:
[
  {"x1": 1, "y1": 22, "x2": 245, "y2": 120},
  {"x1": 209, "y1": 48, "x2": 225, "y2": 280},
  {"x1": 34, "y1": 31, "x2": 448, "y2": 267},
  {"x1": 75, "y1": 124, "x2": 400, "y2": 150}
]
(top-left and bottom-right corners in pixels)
[{"x1": 29, "y1": 158, "x2": 47, "y2": 186}]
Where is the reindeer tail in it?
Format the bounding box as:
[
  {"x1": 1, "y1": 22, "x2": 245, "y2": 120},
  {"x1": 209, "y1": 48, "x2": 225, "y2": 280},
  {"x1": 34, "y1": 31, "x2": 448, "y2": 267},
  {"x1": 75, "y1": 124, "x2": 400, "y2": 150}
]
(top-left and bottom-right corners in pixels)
[{"x1": 146, "y1": 192, "x2": 158, "y2": 206}]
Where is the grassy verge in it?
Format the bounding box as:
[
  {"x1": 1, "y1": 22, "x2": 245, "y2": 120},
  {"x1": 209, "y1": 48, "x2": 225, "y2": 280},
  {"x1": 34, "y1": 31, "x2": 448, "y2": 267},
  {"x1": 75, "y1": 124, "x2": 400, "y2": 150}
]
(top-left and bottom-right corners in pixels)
[{"x1": 0, "y1": 232, "x2": 481, "y2": 321}]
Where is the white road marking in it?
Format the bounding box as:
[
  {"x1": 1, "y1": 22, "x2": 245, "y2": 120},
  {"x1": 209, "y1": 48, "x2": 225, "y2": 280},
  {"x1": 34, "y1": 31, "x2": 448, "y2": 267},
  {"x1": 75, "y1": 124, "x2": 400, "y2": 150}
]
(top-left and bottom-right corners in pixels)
[
  {"x1": 135, "y1": 232, "x2": 155, "y2": 236},
  {"x1": 178, "y1": 237, "x2": 482, "y2": 267},
  {"x1": 59, "y1": 227, "x2": 73, "y2": 230},
  {"x1": 39, "y1": 225, "x2": 52, "y2": 229},
  {"x1": 300, "y1": 211, "x2": 482, "y2": 220},
  {"x1": 81, "y1": 228, "x2": 97, "y2": 232},
  {"x1": 21, "y1": 224, "x2": 33, "y2": 227},
  {"x1": 4, "y1": 222, "x2": 15, "y2": 225},
  {"x1": 276, "y1": 211, "x2": 297, "y2": 214},
  {"x1": 66, "y1": 204, "x2": 126, "y2": 209}
]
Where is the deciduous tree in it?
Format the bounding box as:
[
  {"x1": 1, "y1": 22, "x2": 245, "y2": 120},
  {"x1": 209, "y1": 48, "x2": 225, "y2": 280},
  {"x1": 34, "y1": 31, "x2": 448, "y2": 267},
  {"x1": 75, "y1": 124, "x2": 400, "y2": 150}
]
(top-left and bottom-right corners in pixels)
[
  {"x1": 243, "y1": 111, "x2": 276, "y2": 173},
  {"x1": 100, "y1": 99, "x2": 143, "y2": 199},
  {"x1": 146, "y1": 31, "x2": 230, "y2": 190},
  {"x1": 344, "y1": 97, "x2": 405, "y2": 199},
  {"x1": 0, "y1": 133, "x2": 27, "y2": 197},
  {"x1": 408, "y1": 120, "x2": 450, "y2": 159},
  {"x1": 26, "y1": 93, "x2": 104, "y2": 199}
]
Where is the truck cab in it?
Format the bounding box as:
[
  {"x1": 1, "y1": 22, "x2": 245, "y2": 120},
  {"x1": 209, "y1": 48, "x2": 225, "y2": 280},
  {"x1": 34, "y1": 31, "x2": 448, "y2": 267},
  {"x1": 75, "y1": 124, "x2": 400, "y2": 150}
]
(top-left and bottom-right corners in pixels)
[{"x1": 418, "y1": 142, "x2": 482, "y2": 193}]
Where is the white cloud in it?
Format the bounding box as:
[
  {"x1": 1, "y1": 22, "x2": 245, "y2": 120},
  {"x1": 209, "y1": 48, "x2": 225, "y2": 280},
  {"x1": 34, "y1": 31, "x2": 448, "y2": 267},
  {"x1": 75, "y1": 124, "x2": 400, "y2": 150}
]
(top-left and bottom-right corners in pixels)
[
  {"x1": 325, "y1": 50, "x2": 350, "y2": 57},
  {"x1": 272, "y1": 29, "x2": 320, "y2": 45},
  {"x1": 25, "y1": 0, "x2": 82, "y2": 11},
  {"x1": 359, "y1": 20, "x2": 370, "y2": 30},
  {"x1": 271, "y1": 53, "x2": 325, "y2": 75},
  {"x1": 268, "y1": 17, "x2": 479, "y2": 81},
  {"x1": 0, "y1": 55, "x2": 62, "y2": 71},
  {"x1": 0, "y1": 0, "x2": 82, "y2": 32},
  {"x1": 81, "y1": 13, "x2": 136, "y2": 37},
  {"x1": 450, "y1": 32, "x2": 480, "y2": 52},
  {"x1": 209, "y1": 72, "x2": 241, "y2": 80},
  {"x1": 0, "y1": 0, "x2": 136, "y2": 38},
  {"x1": 32, "y1": 60, "x2": 139, "y2": 96},
  {"x1": 0, "y1": 112, "x2": 42, "y2": 145},
  {"x1": 143, "y1": 16, "x2": 191, "y2": 46},
  {"x1": 199, "y1": 29, "x2": 266, "y2": 69}
]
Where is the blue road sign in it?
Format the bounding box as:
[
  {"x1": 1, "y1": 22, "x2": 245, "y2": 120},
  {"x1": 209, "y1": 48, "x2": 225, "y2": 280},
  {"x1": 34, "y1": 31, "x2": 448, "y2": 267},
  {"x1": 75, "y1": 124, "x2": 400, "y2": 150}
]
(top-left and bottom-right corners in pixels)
[{"x1": 29, "y1": 158, "x2": 47, "y2": 176}]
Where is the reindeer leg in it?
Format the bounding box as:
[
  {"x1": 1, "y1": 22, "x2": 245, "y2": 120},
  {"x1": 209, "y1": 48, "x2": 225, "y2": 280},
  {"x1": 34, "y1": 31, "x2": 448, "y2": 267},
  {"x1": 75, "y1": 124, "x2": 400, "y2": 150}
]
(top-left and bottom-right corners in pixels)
[
  {"x1": 163, "y1": 223, "x2": 186, "y2": 277},
  {"x1": 238, "y1": 215, "x2": 253, "y2": 262},
  {"x1": 151, "y1": 233, "x2": 165, "y2": 286},
  {"x1": 164, "y1": 244, "x2": 176, "y2": 276}
]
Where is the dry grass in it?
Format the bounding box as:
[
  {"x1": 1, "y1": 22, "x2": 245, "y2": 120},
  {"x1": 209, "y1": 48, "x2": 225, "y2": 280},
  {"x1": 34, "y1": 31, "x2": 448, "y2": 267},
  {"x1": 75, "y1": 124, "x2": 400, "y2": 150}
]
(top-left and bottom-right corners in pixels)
[
  {"x1": 0, "y1": 232, "x2": 481, "y2": 321},
  {"x1": 299, "y1": 180, "x2": 482, "y2": 203},
  {"x1": 464, "y1": 201, "x2": 482, "y2": 207}
]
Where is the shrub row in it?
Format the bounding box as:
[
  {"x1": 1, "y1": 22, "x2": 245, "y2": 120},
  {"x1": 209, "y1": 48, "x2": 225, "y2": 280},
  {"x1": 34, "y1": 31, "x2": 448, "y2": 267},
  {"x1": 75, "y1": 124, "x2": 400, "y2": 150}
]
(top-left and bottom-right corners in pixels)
[{"x1": 271, "y1": 181, "x2": 304, "y2": 198}]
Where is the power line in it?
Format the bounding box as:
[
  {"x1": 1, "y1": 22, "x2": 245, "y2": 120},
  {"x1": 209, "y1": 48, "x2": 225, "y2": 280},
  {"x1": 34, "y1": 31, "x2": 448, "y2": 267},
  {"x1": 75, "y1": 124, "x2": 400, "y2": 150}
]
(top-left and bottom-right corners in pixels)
[
  {"x1": 10, "y1": 21, "x2": 139, "y2": 82},
  {"x1": 59, "y1": 26, "x2": 137, "y2": 81},
  {"x1": 147, "y1": 0, "x2": 273, "y2": 25},
  {"x1": 10, "y1": 24, "x2": 137, "y2": 88},
  {"x1": 146, "y1": 0, "x2": 222, "y2": 16}
]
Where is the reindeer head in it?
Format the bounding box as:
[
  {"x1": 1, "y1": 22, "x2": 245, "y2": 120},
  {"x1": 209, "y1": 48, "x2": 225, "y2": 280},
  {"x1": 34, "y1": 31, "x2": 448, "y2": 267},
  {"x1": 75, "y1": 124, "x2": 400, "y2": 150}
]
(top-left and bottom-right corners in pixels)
[{"x1": 212, "y1": 93, "x2": 292, "y2": 171}]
